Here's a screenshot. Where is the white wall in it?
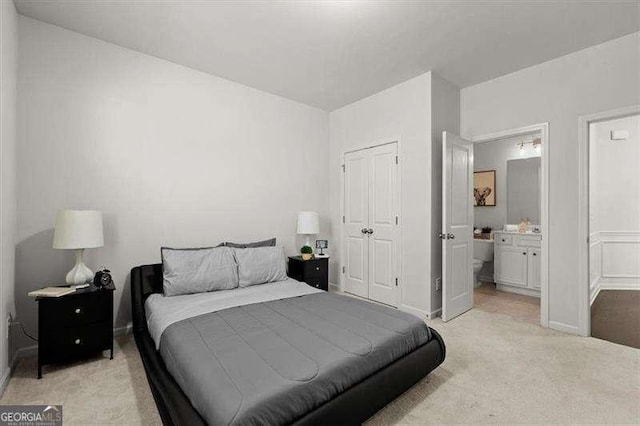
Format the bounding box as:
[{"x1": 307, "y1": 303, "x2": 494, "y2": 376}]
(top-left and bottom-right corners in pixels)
[
  {"x1": 16, "y1": 17, "x2": 330, "y2": 350},
  {"x1": 589, "y1": 114, "x2": 640, "y2": 301},
  {"x1": 461, "y1": 32, "x2": 640, "y2": 334},
  {"x1": 429, "y1": 74, "x2": 460, "y2": 314},
  {"x1": 589, "y1": 115, "x2": 640, "y2": 233},
  {"x1": 474, "y1": 134, "x2": 541, "y2": 229},
  {"x1": 329, "y1": 72, "x2": 432, "y2": 317},
  {"x1": 0, "y1": 0, "x2": 18, "y2": 386},
  {"x1": 328, "y1": 72, "x2": 459, "y2": 317}
]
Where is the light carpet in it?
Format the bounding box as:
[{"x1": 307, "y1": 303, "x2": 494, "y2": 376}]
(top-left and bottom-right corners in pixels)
[{"x1": 2, "y1": 309, "x2": 638, "y2": 425}]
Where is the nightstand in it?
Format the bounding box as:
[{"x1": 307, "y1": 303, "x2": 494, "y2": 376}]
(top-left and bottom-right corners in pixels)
[
  {"x1": 288, "y1": 256, "x2": 329, "y2": 291},
  {"x1": 36, "y1": 283, "x2": 115, "y2": 379}
]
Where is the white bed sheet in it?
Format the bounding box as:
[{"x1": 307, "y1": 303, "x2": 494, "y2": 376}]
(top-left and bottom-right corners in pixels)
[{"x1": 145, "y1": 278, "x2": 323, "y2": 349}]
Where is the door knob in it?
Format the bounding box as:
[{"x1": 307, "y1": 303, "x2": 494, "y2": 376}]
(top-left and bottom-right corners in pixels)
[
  {"x1": 438, "y1": 233, "x2": 446, "y2": 240},
  {"x1": 367, "y1": 228, "x2": 374, "y2": 234},
  {"x1": 447, "y1": 233, "x2": 455, "y2": 239},
  {"x1": 361, "y1": 228, "x2": 368, "y2": 234}
]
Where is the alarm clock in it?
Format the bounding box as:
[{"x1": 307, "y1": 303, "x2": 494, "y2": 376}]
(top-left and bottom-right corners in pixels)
[{"x1": 93, "y1": 268, "x2": 113, "y2": 288}]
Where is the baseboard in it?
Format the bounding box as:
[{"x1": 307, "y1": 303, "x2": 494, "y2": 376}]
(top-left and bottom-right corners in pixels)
[
  {"x1": 590, "y1": 286, "x2": 601, "y2": 306},
  {"x1": 329, "y1": 282, "x2": 341, "y2": 292},
  {"x1": 496, "y1": 283, "x2": 540, "y2": 298},
  {"x1": 479, "y1": 275, "x2": 494, "y2": 284},
  {"x1": 114, "y1": 322, "x2": 133, "y2": 337},
  {"x1": 591, "y1": 280, "x2": 640, "y2": 305},
  {"x1": 398, "y1": 304, "x2": 429, "y2": 320},
  {"x1": 427, "y1": 308, "x2": 442, "y2": 319},
  {"x1": 549, "y1": 320, "x2": 579, "y2": 335}
]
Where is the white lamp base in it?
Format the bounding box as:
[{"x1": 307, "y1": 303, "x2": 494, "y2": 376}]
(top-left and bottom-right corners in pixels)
[{"x1": 65, "y1": 249, "x2": 93, "y2": 285}]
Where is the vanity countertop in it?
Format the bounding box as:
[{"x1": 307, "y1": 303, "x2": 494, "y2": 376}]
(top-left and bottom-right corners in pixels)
[{"x1": 494, "y1": 230, "x2": 542, "y2": 236}]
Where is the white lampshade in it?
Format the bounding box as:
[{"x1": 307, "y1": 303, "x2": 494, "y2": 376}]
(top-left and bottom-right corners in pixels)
[
  {"x1": 297, "y1": 211, "x2": 320, "y2": 235},
  {"x1": 53, "y1": 210, "x2": 104, "y2": 249}
]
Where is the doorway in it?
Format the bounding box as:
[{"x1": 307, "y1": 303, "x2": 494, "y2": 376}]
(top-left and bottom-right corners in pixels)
[
  {"x1": 441, "y1": 123, "x2": 549, "y2": 327},
  {"x1": 342, "y1": 141, "x2": 400, "y2": 307},
  {"x1": 579, "y1": 106, "x2": 640, "y2": 345}
]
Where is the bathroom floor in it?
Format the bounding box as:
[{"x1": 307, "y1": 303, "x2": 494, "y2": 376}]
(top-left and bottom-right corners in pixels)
[{"x1": 474, "y1": 283, "x2": 540, "y2": 325}]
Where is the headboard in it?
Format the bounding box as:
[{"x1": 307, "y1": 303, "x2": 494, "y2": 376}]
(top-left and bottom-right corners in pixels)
[{"x1": 131, "y1": 264, "x2": 163, "y2": 335}]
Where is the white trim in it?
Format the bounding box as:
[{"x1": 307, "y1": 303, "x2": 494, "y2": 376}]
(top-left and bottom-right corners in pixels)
[
  {"x1": 328, "y1": 282, "x2": 341, "y2": 292},
  {"x1": 13, "y1": 344, "x2": 37, "y2": 359},
  {"x1": 114, "y1": 322, "x2": 133, "y2": 337},
  {"x1": 479, "y1": 274, "x2": 494, "y2": 283},
  {"x1": 470, "y1": 122, "x2": 550, "y2": 329},
  {"x1": 549, "y1": 321, "x2": 579, "y2": 335},
  {"x1": 427, "y1": 308, "x2": 442, "y2": 319},
  {"x1": 496, "y1": 284, "x2": 540, "y2": 298},
  {"x1": 591, "y1": 281, "x2": 640, "y2": 306},
  {"x1": 578, "y1": 105, "x2": 640, "y2": 336},
  {"x1": 590, "y1": 280, "x2": 601, "y2": 306},
  {"x1": 398, "y1": 304, "x2": 429, "y2": 320},
  {"x1": 340, "y1": 137, "x2": 404, "y2": 309}
]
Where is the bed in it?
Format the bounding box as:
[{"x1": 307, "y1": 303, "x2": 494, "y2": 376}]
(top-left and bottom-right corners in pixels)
[{"x1": 132, "y1": 263, "x2": 446, "y2": 425}]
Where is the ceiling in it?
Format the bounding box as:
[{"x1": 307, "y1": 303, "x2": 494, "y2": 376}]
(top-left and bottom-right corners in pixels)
[{"x1": 14, "y1": 1, "x2": 640, "y2": 111}]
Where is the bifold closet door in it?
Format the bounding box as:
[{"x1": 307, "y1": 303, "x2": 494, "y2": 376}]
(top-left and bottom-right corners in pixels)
[{"x1": 343, "y1": 143, "x2": 399, "y2": 307}]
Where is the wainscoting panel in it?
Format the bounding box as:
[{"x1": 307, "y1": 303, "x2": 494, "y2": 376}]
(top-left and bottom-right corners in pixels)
[{"x1": 590, "y1": 231, "x2": 640, "y2": 305}]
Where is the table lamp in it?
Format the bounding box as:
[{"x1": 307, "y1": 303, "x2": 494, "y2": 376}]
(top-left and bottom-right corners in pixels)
[
  {"x1": 297, "y1": 211, "x2": 319, "y2": 248},
  {"x1": 53, "y1": 210, "x2": 104, "y2": 286}
]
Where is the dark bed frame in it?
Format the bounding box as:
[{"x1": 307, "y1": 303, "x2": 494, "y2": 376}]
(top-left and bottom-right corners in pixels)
[{"x1": 131, "y1": 264, "x2": 446, "y2": 426}]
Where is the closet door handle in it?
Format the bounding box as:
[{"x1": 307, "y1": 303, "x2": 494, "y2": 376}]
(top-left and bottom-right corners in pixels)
[
  {"x1": 361, "y1": 228, "x2": 368, "y2": 234},
  {"x1": 367, "y1": 228, "x2": 374, "y2": 234},
  {"x1": 523, "y1": 252, "x2": 527, "y2": 255},
  {"x1": 447, "y1": 233, "x2": 455, "y2": 240}
]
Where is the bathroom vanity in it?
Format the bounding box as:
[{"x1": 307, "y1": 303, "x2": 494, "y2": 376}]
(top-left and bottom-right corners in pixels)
[{"x1": 494, "y1": 231, "x2": 541, "y2": 297}]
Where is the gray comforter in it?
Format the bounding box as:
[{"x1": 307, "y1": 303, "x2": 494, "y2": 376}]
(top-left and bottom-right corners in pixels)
[{"x1": 159, "y1": 292, "x2": 432, "y2": 425}]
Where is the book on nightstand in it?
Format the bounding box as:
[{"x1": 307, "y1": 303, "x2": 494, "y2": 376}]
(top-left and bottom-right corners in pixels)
[{"x1": 28, "y1": 286, "x2": 76, "y2": 298}]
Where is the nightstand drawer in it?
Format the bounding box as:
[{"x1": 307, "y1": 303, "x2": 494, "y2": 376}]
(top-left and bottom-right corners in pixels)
[
  {"x1": 305, "y1": 276, "x2": 327, "y2": 291},
  {"x1": 39, "y1": 292, "x2": 110, "y2": 331},
  {"x1": 40, "y1": 322, "x2": 111, "y2": 363},
  {"x1": 303, "y1": 260, "x2": 327, "y2": 277}
]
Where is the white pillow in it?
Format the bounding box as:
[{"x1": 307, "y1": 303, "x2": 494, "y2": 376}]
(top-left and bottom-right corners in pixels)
[
  {"x1": 162, "y1": 246, "x2": 239, "y2": 296},
  {"x1": 233, "y1": 246, "x2": 288, "y2": 287}
]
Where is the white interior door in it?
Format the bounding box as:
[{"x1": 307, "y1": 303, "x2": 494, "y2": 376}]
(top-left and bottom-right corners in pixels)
[
  {"x1": 442, "y1": 131, "x2": 474, "y2": 321},
  {"x1": 367, "y1": 143, "x2": 399, "y2": 307},
  {"x1": 344, "y1": 149, "x2": 369, "y2": 298}
]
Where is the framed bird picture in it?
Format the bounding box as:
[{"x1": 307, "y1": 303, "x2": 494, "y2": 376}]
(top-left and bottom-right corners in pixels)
[{"x1": 474, "y1": 170, "x2": 496, "y2": 206}]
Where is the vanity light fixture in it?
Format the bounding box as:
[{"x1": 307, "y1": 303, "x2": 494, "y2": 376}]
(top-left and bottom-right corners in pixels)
[{"x1": 517, "y1": 137, "x2": 542, "y2": 156}]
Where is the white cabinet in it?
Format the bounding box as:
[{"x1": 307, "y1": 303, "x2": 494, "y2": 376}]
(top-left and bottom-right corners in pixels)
[
  {"x1": 494, "y1": 246, "x2": 527, "y2": 287},
  {"x1": 494, "y1": 232, "x2": 541, "y2": 296}
]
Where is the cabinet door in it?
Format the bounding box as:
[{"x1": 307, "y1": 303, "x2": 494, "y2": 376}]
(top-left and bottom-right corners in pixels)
[
  {"x1": 494, "y1": 246, "x2": 527, "y2": 287},
  {"x1": 527, "y1": 248, "x2": 541, "y2": 289}
]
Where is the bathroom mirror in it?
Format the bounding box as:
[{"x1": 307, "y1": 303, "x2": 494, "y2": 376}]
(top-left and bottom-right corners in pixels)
[{"x1": 507, "y1": 157, "x2": 541, "y2": 224}]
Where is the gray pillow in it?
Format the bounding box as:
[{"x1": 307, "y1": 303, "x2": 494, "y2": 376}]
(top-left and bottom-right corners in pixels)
[
  {"x1": 233, "y1": 246, "x2": 287, "y2": 287},
  {"x1": 225, "y1": 238, "x2": 276, "y2": 248},
  {"x1": 162, "y1": 246, "x2": 239, "y2": 296}
]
